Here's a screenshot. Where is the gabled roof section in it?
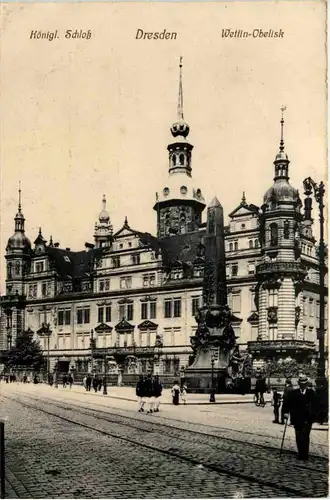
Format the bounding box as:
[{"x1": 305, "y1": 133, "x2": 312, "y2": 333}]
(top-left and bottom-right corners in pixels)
[
  {"x1": 228, "y1": 193, "x2": 259, "y2": 219},
  {"x1": 95, "y1": 323, "x2": 113, "y2": 333},
  {"x1": 138, "y1": 320, "x2": 158, "y2": 330},
  {"x1": 115, "y1": 319, "x2": 135, "y2": 331}
]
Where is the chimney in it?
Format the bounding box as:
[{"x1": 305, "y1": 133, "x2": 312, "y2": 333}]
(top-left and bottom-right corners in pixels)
[
  {"x1": 54, "y1": 242, "x2": 60, "y2": 248},
  {"x1": 65, "y1": 248, "x2": 71, "y2": 251}
]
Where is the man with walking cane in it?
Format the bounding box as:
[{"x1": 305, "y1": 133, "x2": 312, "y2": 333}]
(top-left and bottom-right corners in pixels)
[{"x1": 281, "y1": 374, "x2": 318, "y2": 461}]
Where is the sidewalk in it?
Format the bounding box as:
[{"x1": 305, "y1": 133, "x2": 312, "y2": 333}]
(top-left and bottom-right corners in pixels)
[{"x1": 66, "y1": 384, "x2": 271, "y2": 405}]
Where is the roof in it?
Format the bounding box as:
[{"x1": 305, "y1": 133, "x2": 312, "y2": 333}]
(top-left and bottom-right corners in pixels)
[
  {"x1": 46, "y1": 246, "x2": 104, "y2": 279},
  {"x1": 159, "y1": 230, "x2": 206, "y2": 270},
  {"x1": 228, "y1": 199, "x2": 259, "y2": 218}
]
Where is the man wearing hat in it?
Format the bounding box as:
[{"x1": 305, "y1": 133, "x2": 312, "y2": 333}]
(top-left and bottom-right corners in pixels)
[{"x1": 282, "y1": 374, "x2": 318, "y2": 461}]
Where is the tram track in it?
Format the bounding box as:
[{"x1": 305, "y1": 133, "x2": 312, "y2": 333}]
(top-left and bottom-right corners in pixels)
[
  {"x1": 2, "y1": 393, "x2": 328, "y2": 498},
  {"x1": 15, "y1": 391, "x2": 328, "y2": 467}
]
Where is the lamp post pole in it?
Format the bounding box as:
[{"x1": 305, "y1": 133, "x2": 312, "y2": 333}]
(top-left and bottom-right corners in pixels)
[
  {"x1": 90, "y1": 329, "x2": 94, "y2": 374},
  {"x1": 210, "y1": 355, "x2": 215, "y2": 403},
  {"x1": 303, "y1": 178, "x2": 326, "y2": 383},
  {"x1": 103, "y1": 354, "x2": 108, "y2": 395}
]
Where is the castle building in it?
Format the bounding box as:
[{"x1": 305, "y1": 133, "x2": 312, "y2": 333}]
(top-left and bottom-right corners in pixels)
[{"x1": 0, "y1": 63, "x2": 327, "y2": 377}]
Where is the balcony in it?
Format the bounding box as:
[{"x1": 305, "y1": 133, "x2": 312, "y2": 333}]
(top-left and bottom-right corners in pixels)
[
  {"x1": 247, "y1": 339, "x2": 316, "y2": 355},
  {"x1": 0, "y1": 293, "x2": 26, "y2": 308},
  {"x1": 256, "y1": 262, "x2": 306, "y2": 276}
]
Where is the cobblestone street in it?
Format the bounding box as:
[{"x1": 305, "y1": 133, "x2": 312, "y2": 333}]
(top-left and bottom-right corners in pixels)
[{"x1": 0, "y1": 383, "x2": 328, "y2": 498}]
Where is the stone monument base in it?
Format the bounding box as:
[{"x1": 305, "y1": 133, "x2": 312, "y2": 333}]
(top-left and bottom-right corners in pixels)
[{"x1": 184, "y1": 367, "x2": 229, "y2": 394}]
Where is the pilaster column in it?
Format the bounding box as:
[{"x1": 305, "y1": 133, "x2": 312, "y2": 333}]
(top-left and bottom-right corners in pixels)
[
  {"x1": 278, "y1": 277, "x2": 295, "y2": 339},
  {"x1": 258, "y1": 287, "x2": 268, "y2": 339}
]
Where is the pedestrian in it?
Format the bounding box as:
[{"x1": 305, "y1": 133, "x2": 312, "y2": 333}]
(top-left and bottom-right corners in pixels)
[
  {"x1": 271, "y1": 387, "x2": 282, "y2": 424},
  {"x1": 281, "y1": 379, "x2": 293, "y2": 424},
  {"x1": 282, "y1": 374, "x2": 318, "y2": 461},
  {"x1": 97, "y1": 377, "x2": 102, "y2": 392},
  {"x1": 68, "y1": 374, "x2": 73, "y2": 389},
  {"x1": 86, "y1": 374, "x2": 92, "y2": 392},
  {"x1": 255, "y1": 370, "x2": 267, "y2": 405},
  {"x1": 153, "y1": 375, "x2": 163, "y2": 413},
  {"x1": 136, "y1": 375, "x2": 146, "y2": 412},
  {"x1": 93, "y1": 375, "x2": 98, "y2": 393},
  {"x1": 180, "y1": 383, "x2": 188, "y2": 405},
  {"x1": 145, "y1": 374, "x2": 154, "y2": 414},
  {"x1": 23, "y1": 374, "x2": 27, "y2": 384},
  {"x1": 172, "y1": 380, "x2": 180, "y2": 405},
  {"x1": 83, "y1": 375, "x2": 87, "y2": 390}
]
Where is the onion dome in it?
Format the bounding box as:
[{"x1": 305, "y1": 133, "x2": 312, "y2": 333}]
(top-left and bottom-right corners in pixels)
[
  {"x1": 99, "y1": 194, "x2": 110, "y2": 223},
  {"x1": 263, "y1": 181, "x2": 299, "y2": 204},
  {"x1": 6, "y1": 185, "x2": 31, "y2": 251}
]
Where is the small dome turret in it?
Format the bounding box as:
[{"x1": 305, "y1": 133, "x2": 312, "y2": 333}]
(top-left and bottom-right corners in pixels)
[{"x1": 99, "y1": 194, "x2": 110, "y2": 223}]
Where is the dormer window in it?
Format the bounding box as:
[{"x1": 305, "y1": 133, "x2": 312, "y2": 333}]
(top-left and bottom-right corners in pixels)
[
  {"x1": 270, "y1": 223, "x2": 278, "y2": 246},
  {"x1": 36, "y1": 262, "x2": 44, "y2": 273},
  {"x1": 179, "y1": 153, "x2": 185, "y2": 165},
  {"x1": 132, "y1": 254, "x2": 140, "y2": 265}
]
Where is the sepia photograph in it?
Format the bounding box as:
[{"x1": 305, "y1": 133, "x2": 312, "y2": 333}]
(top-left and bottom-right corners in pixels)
[{"x1": 0, "y1": 1, "x2": 328, "y2": 498}]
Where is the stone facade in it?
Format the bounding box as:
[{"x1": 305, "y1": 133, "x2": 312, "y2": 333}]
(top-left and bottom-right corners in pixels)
[{"x1": 0, "y1": 67, "x2": 327, "y2": 376}]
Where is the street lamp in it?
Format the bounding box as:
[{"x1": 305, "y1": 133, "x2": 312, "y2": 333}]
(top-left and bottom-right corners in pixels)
[
  {"x1": 303, "y1": 178, "x2": 326, "y2": 383},
  {"x1": 40, "y1": 322, "x2": 52, "y2": 383},
  {"x1": 103, "y1": 354, "x2": 108, "y2": 395},
  {"x1": 210, "y1": 355, "x2": 216, "y2": 403},
  {"x1": 90, "y1": 329, "x2": 94, "y2": 373}
]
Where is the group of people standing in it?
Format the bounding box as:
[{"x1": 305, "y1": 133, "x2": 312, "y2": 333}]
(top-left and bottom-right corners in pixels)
[
  {"x1": 136, "y1": 374, "x2": 163, "y2": 413},
  {"x1": 171, "y1": 381, "x2": 187, "y2": 405},
  {"x1": 83, "y1": 374, "x2": 105, "y2": 393}
]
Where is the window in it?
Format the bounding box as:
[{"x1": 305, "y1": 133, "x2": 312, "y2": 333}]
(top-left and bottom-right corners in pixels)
[
  {"x1": 141, "y1": 301, "x2": 157, "y2": 320},
  {"x1": 132, "y1": 254, "x2": 140, "y2": 265},
  {"x1": 254, "y1": 239, "x2": 259, "y2": 248},
  {"x1": 316, "y1": 301, "x2": 320, "y2": 318},
  {"x1": 302, "y1": 325, "x2": 306, "y2": 340},
  {"x1": 98, "y1": 306, "x2": 104, "y2": 323},
  {"x1": 192, "y1": 296, "x2": 201, "y2": 316},
  {"x1": 309, "y1": 299, "x2": 314, "y2": 317},
  {"x1": 42, "y1": 282, "x2": 48, "y2": 297},
  {"x1": 28, "y1": 284, "x2": 37, "y2": 298},
  {"x1": 142, "y1": 274, "x2": 156, "y2": 287},
  {"x1": 141, "y1": 302, "x2": 148, "y2": 320},
  {"x1": 231, "y1": 293, "x2": 241, "y2": 313},
  {"x1": 36, "y1": 262, "x2": 44, "y2": 273},
  {"x1": 179, "y1": 153, "x2": 185, "y2": 165},
  {"x1": 269, "y1": 324, "x2": 277, "y2": 340},
  {"x1": 112, "y1": 257, "x2": 120, "y2": 268},
  {"x1": 234, "y1": 241, "x2": 238, "y2": 251},
  {"x1": 249, "y1": 240, "x2": 253, "y2": 249},
  {"x1": 270, "y1": 223, "x2": 278, "y2": 246},
  {"x1": 120, "y1": 276, "x2": 132, "y2": 289},
  {"x1": 164, "y1": 300, "x2": 172, "y2": 318},
  {"x1": 58, "y1": 310, "x2": 64, "y2": 326},
  {"x1": 232, "y1": 264, "x2": 238, "y2": 277},
  {"x1": 303, "y1": 297, "x2": 307, "y2": 315},
  {"x1": 119, "y1": 244, "x2": 123, "y2": 249},
  {"x1": 229, "y1": 242, "x2": 233, "y2": 251},
  {"x1": 99, "y1": 279, "x2": 110, "y2": 292},
  {"x1": 77, "y1": 307, "x2": 90, "y2": 324},
  {"x1": 118, "y1": 303, "x2": 133, "y2": 321},
  {"x1": 105, "y1": 306, "x2": 111, "y2": 322},
  {"x1": 268, "y1": 289, "x2": 278, "y2": 308},
  {"x1": 173, "y1": 299, "x2": 181, "y2": 318},
  {"x1": 248, "y1": 262, "x2": 255, "y2": 275},
  {"x1": 250, "y1": 292, "x2": 256, "y2": 312}
]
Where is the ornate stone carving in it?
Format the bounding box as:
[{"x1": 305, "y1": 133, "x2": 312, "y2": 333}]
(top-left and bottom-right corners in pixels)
[
  {"x1": 295, "y1": 306, "x2": 301, "y2": 325},
  {"x1": 267, "y1": 306, "x2": 278, "y2": 323}
]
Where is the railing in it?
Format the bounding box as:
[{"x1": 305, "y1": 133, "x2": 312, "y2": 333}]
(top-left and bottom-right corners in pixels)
[
  {"x1": 248, "y1": 339, "x2": 316, "y2": 351},
  {"x1": 256, "y1": 262, "x2": 306, "y2": 275}
]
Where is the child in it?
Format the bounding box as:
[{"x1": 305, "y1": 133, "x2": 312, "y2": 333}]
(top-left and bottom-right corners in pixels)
[
  {"x1": 272, "y1": 387, "x2": 282, "y2": 424},
  {"x1": 171, "y1": 381, "x2": 180, "y2": 405},
  {"x1": 180, "y1": 384, "x2": 188, "y2": 405}
]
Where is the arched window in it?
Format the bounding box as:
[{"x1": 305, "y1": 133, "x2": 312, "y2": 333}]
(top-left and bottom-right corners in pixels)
[
  {"x1": 234, "y1": 241, "x2": 238, "y2": 251},
  {"x1": 179, "y1": 154, "x2": 185, "y2": 166},
  {"x1": 172, "y1": 154, "x2": 177, "y2": 166},
  {"x1": 284, "y1": 220, "x2": 290, "y2": 239},
  {"x1": 229, "y1": 242, "x2": 233, "y2": 252},
  {"x1": 254, "y1": 239, "x2": 259, "y2": 248},
  {"x1": 249, "y1": 240, "x2": 253, "y2": 249},
  {"x1": 270, "y1": 223, "x2": 278, "y2": 246}
]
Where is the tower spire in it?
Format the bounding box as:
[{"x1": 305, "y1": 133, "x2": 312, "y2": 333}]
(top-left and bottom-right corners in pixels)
[
  {"x1": 279, "y1": 105, "x2": 286, "y2": 152},
  {"x1": 18, "y1": 181, "x2": 22, "y2": 213},
  {"x1": 177, "y1": 56, "x2": 184, "y2": 120}
]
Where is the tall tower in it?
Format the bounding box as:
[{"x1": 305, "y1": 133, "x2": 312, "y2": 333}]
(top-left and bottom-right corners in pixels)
[
  {"x1": 4, "y1": 185, "x2": 31, "y2": 344},
  {"x1": 94, "y1": 195, "x2": 113, "y2": 248},
  {"x1": 154, "y1": 58, "x2": 206, "y2": 238},
  {"x1": 256, "y1": 109, "x2": 306, "y2": 345}
]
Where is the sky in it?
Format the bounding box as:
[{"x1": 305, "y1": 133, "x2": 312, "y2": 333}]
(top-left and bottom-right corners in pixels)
[{"x1": 0, "y1": 1, "x2": 327, "y2": 293}]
